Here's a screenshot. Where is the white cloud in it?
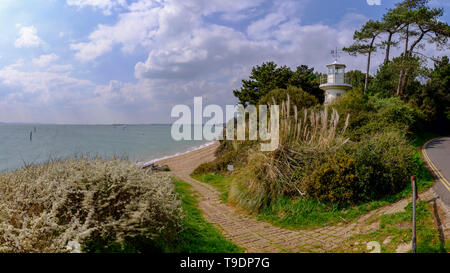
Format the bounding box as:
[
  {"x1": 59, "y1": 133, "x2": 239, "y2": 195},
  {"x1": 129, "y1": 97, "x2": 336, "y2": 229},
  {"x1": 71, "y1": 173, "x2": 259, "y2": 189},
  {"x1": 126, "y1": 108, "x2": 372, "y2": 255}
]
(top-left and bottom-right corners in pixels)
[
  {"x1": 66, "y1": 0, "x2": 371, "y2": 123},
  {"x1": 0, "y1": 67, "x2": 91, "y2": 100},
  {"x1": 6, "y1": 0, "x2": 448, "y2": 124},
  {"x1": 69, "y1": 0, "x2": 263, "y2": 61},
  {"x1": 66, "y1": 0, "x2": 127, "y2": 15},
  {"x1": 14, "y1": 25, "x2": 44, "y2": 48},
  {"x1": 32, "y1": 54, "x2": 59, "y2": 67},
  {"x1": 47, "y1": 64, "x2": 74, "y2": 72},
  {"x1": 247, "y1": 0, "x2": 304, "y2": 40},
  {"x1": 70, "y1": 38, "x2": 114, "y2": 61}
]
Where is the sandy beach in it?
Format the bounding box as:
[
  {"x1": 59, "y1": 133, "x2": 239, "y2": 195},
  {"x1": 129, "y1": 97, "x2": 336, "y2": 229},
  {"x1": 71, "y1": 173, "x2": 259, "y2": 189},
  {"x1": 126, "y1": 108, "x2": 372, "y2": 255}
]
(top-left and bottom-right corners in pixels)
[{"x1": 155, "y1": 141, "x2": 220, "y2": 176}]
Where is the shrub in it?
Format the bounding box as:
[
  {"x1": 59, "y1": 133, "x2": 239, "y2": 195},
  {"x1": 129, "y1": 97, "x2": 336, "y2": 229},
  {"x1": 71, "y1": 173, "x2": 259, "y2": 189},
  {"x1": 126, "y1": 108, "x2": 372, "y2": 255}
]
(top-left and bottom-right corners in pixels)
[
  {"x1": 302, "y1": 153, "x2": 359, "y2": 206},
  {"x1": 303, "y1": 131, "x2": 417, "y2": 206},
  {"x1": 258, "y1": 86, "x2": 318, "y2": 109},
  {"x1": 334, "y1": 92, "x2": 423, "y2": 140},
  {"x1": 0, "y1": 157, "x2": 183, "y2": 253},
  {"x1": 371, "y1": 96, "x2": 416, "y2": 128}
]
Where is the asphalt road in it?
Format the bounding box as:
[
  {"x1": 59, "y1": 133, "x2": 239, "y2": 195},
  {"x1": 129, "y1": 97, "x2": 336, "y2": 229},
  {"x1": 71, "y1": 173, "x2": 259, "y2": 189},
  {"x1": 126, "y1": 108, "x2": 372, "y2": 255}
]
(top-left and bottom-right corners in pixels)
[{"x1": 423, "y1": 137, "x2": 450, "y2": 207}]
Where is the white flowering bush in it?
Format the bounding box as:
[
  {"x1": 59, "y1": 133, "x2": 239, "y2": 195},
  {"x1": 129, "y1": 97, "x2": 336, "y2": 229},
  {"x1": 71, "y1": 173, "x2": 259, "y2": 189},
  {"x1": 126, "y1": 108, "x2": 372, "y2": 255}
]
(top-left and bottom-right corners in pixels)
[{"x1": 0, "y1": 157, "x2": 183, "y2": 253}]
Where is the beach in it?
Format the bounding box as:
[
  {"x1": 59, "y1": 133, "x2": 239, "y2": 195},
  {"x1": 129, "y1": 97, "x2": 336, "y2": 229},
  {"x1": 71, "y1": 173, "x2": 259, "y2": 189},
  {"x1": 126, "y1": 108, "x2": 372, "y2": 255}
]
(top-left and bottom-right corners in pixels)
[{"x1": 155, "y1": 141, "x2": 220, "y2": 175}]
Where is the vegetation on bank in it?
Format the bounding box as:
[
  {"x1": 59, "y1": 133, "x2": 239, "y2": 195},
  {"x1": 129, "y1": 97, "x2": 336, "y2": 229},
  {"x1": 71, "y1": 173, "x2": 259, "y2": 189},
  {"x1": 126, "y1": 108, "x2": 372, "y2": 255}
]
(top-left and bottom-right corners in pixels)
[
  {"x1": 0, "y1": 157, "x2": 238, "y2": 253},
  {"x1": 194, "y1": 161, "x2": 433, "y2": 229},
  {"x1": 193, "y1": 0, "x2": 449, "y2": 231},
  {"x1": 195, "y1": 92, "x2": 438, "y2": 220},
  {"x1": 334, "y1": 201, "x2": 449, "y2": 253}
]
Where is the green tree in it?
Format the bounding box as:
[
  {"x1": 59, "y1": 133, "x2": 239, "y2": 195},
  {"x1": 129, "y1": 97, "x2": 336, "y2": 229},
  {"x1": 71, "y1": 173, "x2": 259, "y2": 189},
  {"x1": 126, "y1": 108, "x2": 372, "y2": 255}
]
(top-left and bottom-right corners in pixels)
[
  {"x1": 233, "y1": 62, "x2": 323, "y2": 105},
  {"x1": 380, "y1": 8, "x2": 405, "y2": 64},
  {"x1": 233, "y1": 62, "x2": 293, "y2": 106},
  {"x1": 288, "y1": 65, "x2": 324, "y2": 103},
  {"x1": 370, "y1": 55, "x2": 422, "y2": 98},
  {"x1": 392, "y1": 0, "x2": 450, "y2": 96},
  {"x1": 343, "y1": 20, "x2": 384, "y2": 93},
  {"x1": 258, "y1": 86, "x2": 318, "y2": 110},
  {"x1": 415, "y1": 56, "x2": 450, "y2": 130},
  {"x1": 345, "y1": 70, "x2": 367, "y2": 91}
]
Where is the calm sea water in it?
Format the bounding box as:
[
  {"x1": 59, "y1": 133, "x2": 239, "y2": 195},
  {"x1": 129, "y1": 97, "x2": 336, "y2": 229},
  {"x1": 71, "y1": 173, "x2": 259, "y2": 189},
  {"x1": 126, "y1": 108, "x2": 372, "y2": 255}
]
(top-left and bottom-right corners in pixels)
[{"x1": 0, "y1": 124, "x2": 212, "y2": 173}]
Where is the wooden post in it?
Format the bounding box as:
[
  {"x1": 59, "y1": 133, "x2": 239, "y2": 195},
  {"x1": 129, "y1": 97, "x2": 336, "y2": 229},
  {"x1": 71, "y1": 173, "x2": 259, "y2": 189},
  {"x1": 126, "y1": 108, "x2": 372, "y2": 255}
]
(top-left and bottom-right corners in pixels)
[{"x1": 411, "y1": 175, "x2": 417, "y2": 253}]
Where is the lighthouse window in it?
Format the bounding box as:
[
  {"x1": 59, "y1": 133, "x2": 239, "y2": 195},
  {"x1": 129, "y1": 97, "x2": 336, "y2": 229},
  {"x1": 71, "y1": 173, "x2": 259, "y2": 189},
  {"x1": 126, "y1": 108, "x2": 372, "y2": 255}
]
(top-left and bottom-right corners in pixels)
[
  {"x1": 328, "y1": 67, "x2": 334, "y2": 74},
  {"x1": 336, "y1": 67, "x2": 344, "y2": 73}
]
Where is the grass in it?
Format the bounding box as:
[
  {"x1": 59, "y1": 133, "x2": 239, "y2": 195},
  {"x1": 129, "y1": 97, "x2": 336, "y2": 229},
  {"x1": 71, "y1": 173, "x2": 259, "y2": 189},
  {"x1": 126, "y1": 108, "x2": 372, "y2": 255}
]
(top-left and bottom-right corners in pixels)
[
  {"x1": 191, "y1": 173, "x2": 232, "y2": 202},
  {"x1": 169, "y1": 179, "x2": 242, "y2": 253},
  {"x1": 333, "y1": 201, "x2": 449, "y2": 253}
]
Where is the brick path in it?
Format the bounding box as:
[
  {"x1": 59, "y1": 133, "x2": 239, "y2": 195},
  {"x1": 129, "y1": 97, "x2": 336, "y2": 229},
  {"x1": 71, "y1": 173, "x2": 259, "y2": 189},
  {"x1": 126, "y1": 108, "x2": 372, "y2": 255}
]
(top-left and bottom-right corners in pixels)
[{"x1": 157, "y1": 143, "x2": 450, "y2": 253}]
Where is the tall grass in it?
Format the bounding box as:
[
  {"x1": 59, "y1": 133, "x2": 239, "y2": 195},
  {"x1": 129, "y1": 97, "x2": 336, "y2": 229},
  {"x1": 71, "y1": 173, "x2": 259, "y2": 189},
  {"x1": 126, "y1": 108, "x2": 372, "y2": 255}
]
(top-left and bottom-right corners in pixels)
[
  {"x1": 229, "y1": 97, "x2": 351, "y2": 212},
  {"x1": 277, "y1": 96, "x2": 350, "y2": 149}
]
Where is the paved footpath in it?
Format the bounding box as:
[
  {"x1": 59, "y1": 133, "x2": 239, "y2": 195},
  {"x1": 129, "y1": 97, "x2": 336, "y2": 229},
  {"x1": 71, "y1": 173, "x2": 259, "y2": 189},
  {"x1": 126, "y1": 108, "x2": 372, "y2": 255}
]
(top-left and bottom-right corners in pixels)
[{"x1": 157, "y1": 142, "x2": 449, "y2": 253}]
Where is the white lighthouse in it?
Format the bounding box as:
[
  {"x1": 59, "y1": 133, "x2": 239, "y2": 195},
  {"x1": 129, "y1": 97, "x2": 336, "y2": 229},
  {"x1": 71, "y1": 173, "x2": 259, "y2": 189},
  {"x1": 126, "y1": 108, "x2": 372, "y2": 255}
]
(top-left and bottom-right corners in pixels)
[{"x1": 319, "y1": 52, "x2": 352, "y2": 104}]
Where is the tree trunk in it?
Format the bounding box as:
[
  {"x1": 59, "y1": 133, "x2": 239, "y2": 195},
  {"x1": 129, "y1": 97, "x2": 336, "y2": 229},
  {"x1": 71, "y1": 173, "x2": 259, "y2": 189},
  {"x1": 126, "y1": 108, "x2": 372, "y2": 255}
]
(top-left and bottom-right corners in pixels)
[
  {"x1": 408, "y1": 28, "x2": 427, "y2": 57},
  {"x1": 384, "y1": 32, "x2": 393, "y2": 64},
  {"x1": 397, "y1": 30, "x2": 427, "y2": 99},
  {"x1": 397, "y1": 24, "x2": 409, "y2": 96},
  {"x1": 400, "y1": 68, "x2": 409, "y2": 97},
  {"x1": 364, "y1": 38, "x2": 375, "y2": 93},
  {"x1": 364, "y1": 52, "x2": 371, "y2": 93}
]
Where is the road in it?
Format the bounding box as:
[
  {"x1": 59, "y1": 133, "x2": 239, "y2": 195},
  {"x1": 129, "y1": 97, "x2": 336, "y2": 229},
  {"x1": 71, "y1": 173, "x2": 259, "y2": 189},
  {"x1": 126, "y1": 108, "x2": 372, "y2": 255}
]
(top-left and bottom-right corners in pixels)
[{"x1": 423, "y1": 137, "x2": 450, "y2": 207}]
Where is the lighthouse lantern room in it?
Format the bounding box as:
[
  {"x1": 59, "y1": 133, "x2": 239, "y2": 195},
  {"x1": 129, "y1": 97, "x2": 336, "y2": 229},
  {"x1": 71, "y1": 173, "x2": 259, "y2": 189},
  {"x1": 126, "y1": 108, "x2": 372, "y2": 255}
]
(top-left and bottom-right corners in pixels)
[{"x1": 319, "y1": 49, "x2": 352, "y2": 104}]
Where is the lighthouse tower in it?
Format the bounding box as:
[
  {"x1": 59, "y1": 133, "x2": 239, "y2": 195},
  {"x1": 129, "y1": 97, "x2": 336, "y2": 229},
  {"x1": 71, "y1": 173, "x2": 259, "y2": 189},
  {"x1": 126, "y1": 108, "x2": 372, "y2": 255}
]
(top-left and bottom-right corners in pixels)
[{"x1": 319, "y1": 49, "x2": 352, "y2": 104}]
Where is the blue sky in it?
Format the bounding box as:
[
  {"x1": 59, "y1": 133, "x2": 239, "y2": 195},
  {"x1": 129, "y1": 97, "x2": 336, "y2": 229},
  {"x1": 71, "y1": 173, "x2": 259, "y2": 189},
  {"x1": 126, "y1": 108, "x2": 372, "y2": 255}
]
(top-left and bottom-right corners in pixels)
[{"x1": 0, "y1": 0, "x2": 448, "y2": 124}]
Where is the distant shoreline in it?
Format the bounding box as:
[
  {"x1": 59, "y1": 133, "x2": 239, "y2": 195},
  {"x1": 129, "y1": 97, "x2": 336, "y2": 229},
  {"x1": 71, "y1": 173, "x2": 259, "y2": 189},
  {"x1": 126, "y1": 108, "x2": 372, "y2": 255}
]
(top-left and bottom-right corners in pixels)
[
  {"x1": 153, "y1": 141, "x2": 220, "y2": 174},
  {"x1": 0, "y1": 124, "x2": 218, "y2": 173},
  {"x1": 0, "y1": 122, "x2": 174, "y2": 126},
  {"x1": 138, "y1": 141, "x2": 217, "y2": 168}
]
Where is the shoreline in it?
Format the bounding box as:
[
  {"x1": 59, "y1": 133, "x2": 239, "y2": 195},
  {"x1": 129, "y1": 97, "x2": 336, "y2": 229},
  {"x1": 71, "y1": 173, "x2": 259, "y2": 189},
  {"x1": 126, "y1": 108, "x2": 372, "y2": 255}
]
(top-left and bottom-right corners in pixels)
[
  {"x1": 153, "y1": 141, "x2": 220, "y2": 175},
  {"x1": 138, "y1": 141, "x2": 218, "y2": 169}
]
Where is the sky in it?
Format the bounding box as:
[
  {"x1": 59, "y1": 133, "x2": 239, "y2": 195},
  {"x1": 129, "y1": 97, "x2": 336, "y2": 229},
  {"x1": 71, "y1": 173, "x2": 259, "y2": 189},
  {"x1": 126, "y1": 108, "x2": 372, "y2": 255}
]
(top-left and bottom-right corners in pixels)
[{"x1": 0, "y1": 0, "x2": 448, "y2": 124}]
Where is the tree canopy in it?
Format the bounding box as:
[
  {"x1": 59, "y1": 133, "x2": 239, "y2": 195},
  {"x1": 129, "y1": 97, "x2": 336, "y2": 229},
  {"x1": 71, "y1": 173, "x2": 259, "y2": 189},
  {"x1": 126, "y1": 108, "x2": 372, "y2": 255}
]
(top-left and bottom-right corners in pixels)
[{"x1": 232, "y1": 62, "x2": 323, "y2": 106}]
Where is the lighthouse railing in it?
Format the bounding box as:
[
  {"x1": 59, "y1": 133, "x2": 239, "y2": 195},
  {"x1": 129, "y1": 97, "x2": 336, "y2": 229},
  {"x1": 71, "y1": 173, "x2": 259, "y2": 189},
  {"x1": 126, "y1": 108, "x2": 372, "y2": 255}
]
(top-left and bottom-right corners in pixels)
[{"x1": 319, "y1": 74, "x2": 352, "y2": 85}]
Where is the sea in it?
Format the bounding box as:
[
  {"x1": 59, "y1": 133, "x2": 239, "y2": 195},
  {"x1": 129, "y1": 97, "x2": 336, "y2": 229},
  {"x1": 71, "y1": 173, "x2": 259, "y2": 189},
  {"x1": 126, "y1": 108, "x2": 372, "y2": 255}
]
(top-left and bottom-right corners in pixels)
[{"x1": 0, "y1": 124, "x2": 215, "y2": 173}]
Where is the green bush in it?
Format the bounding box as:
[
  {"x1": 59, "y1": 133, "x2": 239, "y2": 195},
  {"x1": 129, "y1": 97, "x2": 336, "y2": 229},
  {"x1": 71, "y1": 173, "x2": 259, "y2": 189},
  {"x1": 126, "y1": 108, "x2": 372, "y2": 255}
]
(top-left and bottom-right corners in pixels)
[
  {"x1": 258, "y1": 86, "x2": 318, "y2": 109},
  {"x1": 303, "y1": 131, "x2": 418, "y2": 206},
  {"x1": 371, "y1": 96, "x2": 416, "y2": 128},
  {"x1": 333, "y1": 92, "x2": 423, "y2": 140},
  {"x1": 302, "y1": 153, "x2": 359, "y2": 206}
]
